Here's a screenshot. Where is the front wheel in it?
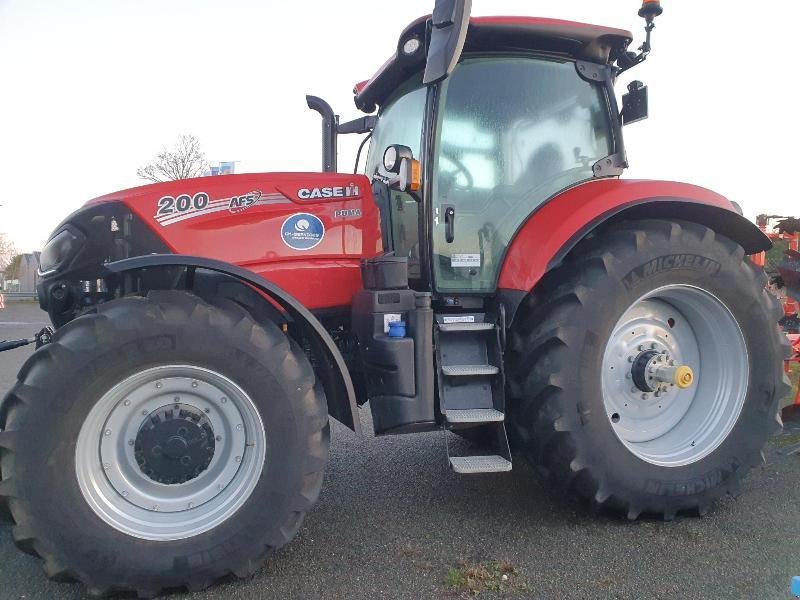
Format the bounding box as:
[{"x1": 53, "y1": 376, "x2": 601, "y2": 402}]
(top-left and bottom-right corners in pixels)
[
  {"x1": 0, "y1": 291, "x2": 329, "y2": 596},
  {"x1": 507, "y1": 219, "x2": 789, "y2": 519}
]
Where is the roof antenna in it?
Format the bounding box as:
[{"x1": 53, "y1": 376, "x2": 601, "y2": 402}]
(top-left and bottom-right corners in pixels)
[{"x1": 617, "y1": 0, "x2": 663, "y2": 73}]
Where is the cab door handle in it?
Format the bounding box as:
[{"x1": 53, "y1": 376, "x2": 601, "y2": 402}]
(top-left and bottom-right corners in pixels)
[{"x1": 444, "y1": 205, "x2": 455, "y2": 243}]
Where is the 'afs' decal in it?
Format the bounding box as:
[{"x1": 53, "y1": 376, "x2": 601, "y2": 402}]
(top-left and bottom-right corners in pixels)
[
  {"x1": 154, "y1": 190, "x2": 289, "y2": 226},
  {"x1": 228, "y1": 190, "x2": 261, "y2": 214},
  {"x1": 623, "y1": 254, "x2": 721, "y2": 290}
]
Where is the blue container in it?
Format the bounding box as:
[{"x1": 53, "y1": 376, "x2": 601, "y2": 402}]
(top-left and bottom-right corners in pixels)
[
  {"x1": 792, "y1": 576, "x2": 800, "y2": 597},
  {"x1": 388, "y1": 321, "x2": 407, "y2": 338}
]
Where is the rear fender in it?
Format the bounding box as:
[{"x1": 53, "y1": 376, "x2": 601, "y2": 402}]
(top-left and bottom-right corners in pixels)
[
  {"x1": 104, "y1": 254, "x2": 361, "y2": 436},
  {"x1": 497, "y1": 179, "x2": 770, "y2": 322}
]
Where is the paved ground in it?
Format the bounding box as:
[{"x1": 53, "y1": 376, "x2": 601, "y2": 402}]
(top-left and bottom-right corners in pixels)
[{"x1": 1, "y1": 301, "x2": 799, "y2": 599}]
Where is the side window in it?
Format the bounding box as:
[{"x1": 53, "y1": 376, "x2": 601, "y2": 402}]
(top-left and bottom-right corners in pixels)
[
  {"x1": 432, "y1": 57, "x2": 613, "y2": 292},
  {"x1": 365, "y1": 81, "x2": 427, "y2": 280}
]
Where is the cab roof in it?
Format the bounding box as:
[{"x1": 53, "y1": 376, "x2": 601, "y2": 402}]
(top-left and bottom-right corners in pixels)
[{"x1": 354, "y1": 15, "x2": 633, "y2": 112}]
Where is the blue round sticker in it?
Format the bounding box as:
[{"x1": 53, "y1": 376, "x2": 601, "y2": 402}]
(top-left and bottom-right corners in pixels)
[{"x1": 281, "y1": 213, "x2": 325, "y2": 251}]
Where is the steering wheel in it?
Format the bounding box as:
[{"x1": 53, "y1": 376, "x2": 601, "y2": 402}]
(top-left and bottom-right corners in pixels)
[{"x1": 438, "y1": 149, "x2": 474, "y2": 190}]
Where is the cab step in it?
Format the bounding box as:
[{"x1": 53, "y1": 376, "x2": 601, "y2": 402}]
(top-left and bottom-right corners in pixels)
[
  {"x1": 446, "y1": 408, "x2": 504, "y2": 423},
  {"x1": 449, "y1": 455, "x2": 512, "y2": 474},
  {"x1": 441, "y1": 364, "x2": 499, "y2": 377},
  {"x1": 436, "y1": 312, "x2": 512, "y2": 474}
]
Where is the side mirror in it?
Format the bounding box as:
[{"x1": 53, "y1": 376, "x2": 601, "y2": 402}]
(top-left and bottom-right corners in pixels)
[
  {"x1": 621, "y1": 81, "x2": 649, "y2": 126},
  {"x1": 423, "y1": 0, "x2": 472, "y2": 85},
  {"x1": 383, "y1": 144, "x2": 421, "y2": 193}
]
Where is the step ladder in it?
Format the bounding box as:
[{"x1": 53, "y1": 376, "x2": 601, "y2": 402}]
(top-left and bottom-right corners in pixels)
[{"x1": 435, "y1": 314, "x2": 512, "y2": 474}]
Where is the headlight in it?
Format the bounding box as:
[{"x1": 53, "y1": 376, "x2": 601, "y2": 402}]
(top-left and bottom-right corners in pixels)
[{"x1": 38, "y1": 228, "x2": 80, "y2": 276}]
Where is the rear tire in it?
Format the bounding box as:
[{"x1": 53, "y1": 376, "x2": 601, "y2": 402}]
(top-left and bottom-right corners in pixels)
[
  {"x1": 507, "y1": 219, "x2": 790, "y2": 519},
  {"x1": 0, "y1": 291, "x2": 329, "y2": 596}
]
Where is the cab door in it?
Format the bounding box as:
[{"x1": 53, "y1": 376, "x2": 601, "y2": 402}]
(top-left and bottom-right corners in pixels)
[{"x1": 430, "y1": 56, "x2": 615, "y2": 293}]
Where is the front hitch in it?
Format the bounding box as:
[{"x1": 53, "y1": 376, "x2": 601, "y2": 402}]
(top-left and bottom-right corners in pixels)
[{"x1": 0, "y1": 326, "x2": 54, "y2": 354}]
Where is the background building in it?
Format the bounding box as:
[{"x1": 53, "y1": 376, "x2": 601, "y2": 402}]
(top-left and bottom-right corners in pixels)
[{"x1": 2, "y1": 252, "x2": 40, "y2": 293}]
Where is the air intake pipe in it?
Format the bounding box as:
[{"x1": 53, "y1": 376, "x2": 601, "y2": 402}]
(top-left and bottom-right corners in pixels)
[{"x1": 306, "y1": 95, "x2": 338, "y2": 173}]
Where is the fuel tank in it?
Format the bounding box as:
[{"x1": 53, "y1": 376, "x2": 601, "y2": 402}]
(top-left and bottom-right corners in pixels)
[{"x1": 86, "y1": 172, "x2": 383, "y2": 309}]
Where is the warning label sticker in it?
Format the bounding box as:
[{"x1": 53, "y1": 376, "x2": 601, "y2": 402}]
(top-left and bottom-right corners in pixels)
[{"x1": 451, "y1": 253, "x2": 481, "y2": 268}]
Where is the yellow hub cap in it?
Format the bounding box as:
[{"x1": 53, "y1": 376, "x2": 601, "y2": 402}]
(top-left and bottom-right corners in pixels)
[{"x1": 674, "y1": 365, "x2": 694, "y2": 389}]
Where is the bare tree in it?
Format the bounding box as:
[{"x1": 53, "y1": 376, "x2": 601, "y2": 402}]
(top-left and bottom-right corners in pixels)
[
  {"x1": 136, "y1": 135, "x2": 210, "y2": 183},
  {"x1": 0, "y1": 233, "x2": 16, "y2": 271},
  {"x1": 4, "y1": 253, "x2": 22, "y2": 280}
]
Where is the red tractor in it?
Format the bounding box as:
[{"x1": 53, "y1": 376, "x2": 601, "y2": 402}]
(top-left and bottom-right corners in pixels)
[{"x1": 0, "y1": 1, "x2": 788, "y2": 596}]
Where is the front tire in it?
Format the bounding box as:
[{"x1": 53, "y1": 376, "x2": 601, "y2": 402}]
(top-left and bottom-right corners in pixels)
[
  {"x1": 507, "y1": 219, "x2": 789, "y2": 519},
  {"x1": 0, "y1": 291, "x2": 329, "y2": 596}
]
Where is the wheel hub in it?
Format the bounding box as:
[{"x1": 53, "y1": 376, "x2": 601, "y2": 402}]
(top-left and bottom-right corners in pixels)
[
  {"x1": 134, "y1": 404, "x2": 215, "y2": 485},
  {"x1": 630, "y1": 348, "x2": 694, "y2": 395},
  {"x1": 631, "y1": 349, "x2": 661, "y2": 393}
]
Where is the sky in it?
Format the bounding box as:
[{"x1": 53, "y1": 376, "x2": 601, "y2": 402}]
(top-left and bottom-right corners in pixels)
[{"x1": 0, "y1": 0, "x2": 797, "y2": 253}]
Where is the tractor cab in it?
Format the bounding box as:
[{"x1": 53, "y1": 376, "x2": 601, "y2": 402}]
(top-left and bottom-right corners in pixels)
[
  {"x1": 311, "y1": 8, "x2": 650, "y2": 298},
  {"x1": 364, "y1": 47, "x2": 622, "y2": 293}
]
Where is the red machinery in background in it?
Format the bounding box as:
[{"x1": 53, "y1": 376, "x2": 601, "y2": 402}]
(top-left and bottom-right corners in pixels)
[{"x1": 754, "y1": 215, "x2": 800, "y2": 417}]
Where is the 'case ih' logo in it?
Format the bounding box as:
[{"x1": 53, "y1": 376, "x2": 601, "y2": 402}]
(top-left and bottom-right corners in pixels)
[
  {"x1": 228, "y1": 190, "x2": 262, "y2": 214},
  {"x1": 297, "y1": 184, "x2": 360, "y2": 200}
]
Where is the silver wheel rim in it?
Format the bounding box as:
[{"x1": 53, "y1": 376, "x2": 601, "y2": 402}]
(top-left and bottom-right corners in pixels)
[
  {"x1": 601, "y1": 285, "x2": 748, "y2": 467},
  {"x1": 76, "y1": 365, "x2": 266, "y2": 541}
]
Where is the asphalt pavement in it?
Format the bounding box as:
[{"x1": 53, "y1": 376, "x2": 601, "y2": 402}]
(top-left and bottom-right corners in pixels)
[{"x1": 1, "y1": 301, "x2": 799, "y2": 599}]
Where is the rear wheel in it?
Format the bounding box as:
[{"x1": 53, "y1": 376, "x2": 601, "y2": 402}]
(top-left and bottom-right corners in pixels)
[
  {"x1": 507, "y1": 219, "x2": 789, "y2": 519},
  {"x1": 0, "y1": 291, "x2": 329, "y2": 595}
]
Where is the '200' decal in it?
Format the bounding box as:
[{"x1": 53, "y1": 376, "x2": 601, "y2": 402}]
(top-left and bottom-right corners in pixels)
[{"x1": 156, "y1": 192, "x2": 210, "y2": 217}]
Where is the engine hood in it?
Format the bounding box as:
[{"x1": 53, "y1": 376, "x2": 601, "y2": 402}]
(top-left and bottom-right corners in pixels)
[{"x1": 75, "y1": 172, "x2": 383, "y2": 309}]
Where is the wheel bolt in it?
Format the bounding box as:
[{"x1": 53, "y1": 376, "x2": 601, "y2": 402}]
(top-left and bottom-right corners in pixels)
[
  {"x1": 192, "y1": 381, "x2": 199, "y2": 388},
  {"x1": 104, "y1": 429, "x2": 111, "y2": 436},
  {"x1": 235, "y1": 456, "x2": 242, "y2": 463},
  {"x1": 123, "y1": 399, "x2": 131, "y2": 406},
  {"x1": 155, "y1": 382, "x2": 162, "y2": 389},
  {"x1": 188, "y1": 502, "x2": 194, "y2": 509},
  {"x1": 221, "y1": 397, "x2": 227, "y2": 403},
  {"x1": 215, "y1": 435, "x2": 222, "y2": 442},
  {"x1": 121, "y1": 491, "x2": 128, "y2": 497},
  {"x1": 128, "y1": 439, "x2": 134, "y2": 446},
  {"x1": 651, "y1": 343, "x2": 658, "y2": 350},
  {"x1": 236, "y1": 424, "x2": 242, "y2": 431},
  {"x1": 638, "y1": 345, "x2": 644, "y2": 351},
  {"x1": 641, "y1": 394, "x2": 648, "y2": 400}
]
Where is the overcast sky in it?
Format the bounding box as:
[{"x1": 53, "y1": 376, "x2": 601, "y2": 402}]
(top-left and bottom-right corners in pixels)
[{"x1": 1, "y1": 1, "x2": 797, "y2": 252}]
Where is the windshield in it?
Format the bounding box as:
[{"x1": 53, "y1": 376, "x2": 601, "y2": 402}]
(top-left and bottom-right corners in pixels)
[
  {"x1": 365, "y1": 78, "x2": 426, "y2": 179},
  {"x1": 365, "y1": 77, "x2": 427, "y2": 281},
  {"x1": 431, "y1": 56, "x2": 614, "y2": 292}
]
